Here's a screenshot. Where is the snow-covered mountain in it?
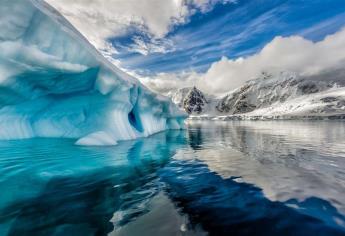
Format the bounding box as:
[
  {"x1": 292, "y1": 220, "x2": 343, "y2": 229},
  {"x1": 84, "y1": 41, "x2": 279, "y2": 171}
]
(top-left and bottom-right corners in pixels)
[
  {"x1": 168, "y1": 87, "x2": 208, "y2": 114},
  {"x1": 167, "y1": 87, "x2": 219, "y2": 114},
  {"x1": 0, "y1": 0, "x2": 185, "y2": 145},
  {"x1": 167, "y1": 87, "x2": 194, "y2": 108},
  {"x1": 168, "y1": 71, "x2": 345, "y2": 119}
]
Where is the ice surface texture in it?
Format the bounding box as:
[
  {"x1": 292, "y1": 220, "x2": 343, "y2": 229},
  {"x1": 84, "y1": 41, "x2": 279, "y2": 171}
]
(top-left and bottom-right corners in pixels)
[{"x1": 0, "y1": 0, "x2": 185, "y2": 145}]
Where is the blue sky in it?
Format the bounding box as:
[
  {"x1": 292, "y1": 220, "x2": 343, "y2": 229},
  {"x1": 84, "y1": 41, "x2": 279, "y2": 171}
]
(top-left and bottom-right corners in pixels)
[
  {"x1": 48, "y1": 0, "x2": 345, "y2": 93},
  {"x1": 109, "y1": 0, "x2": 345, "y2": 76}
]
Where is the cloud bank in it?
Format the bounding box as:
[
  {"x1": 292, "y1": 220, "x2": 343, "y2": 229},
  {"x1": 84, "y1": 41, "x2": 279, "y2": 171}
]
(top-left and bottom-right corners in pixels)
[
  {"x1": 142, "y1": 28, "x2": 345, "y2": 95},
  {"x1": 139, "y1": 71, "x2": 201, "y2": 94},
  {"x1": 46, "y1": 0, "x2": 233, "y2": 53}
]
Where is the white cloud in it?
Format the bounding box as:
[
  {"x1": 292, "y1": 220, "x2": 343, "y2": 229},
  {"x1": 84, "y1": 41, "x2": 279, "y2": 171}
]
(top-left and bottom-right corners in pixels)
[
  {"x1": 45, "y1": 0, "x2": 344, "y2": 95},
  {"x1": 141, "y1": 28, "x2": 345, "y2": 94},
  {"x1": 199, "y1": 27, "x2": 345, "y2": 93},
  {"x1": 188, "y1": 0, "x2": 236, "y2": 12},
  {"x1": 45, "y1": 0, "x2": 232, "y2": 53},
  {"x1": 127, "y1": 36, "x2": 176, "y2": 55},
  {"x1": 139, "y1": 71, "x2": 201, "y2": 94}
]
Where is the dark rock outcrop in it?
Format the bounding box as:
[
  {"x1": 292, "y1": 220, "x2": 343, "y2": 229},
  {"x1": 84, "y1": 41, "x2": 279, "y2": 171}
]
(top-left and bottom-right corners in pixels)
[
  {"x1": 216, "y1": 85, "x2": 256, "y2": 114},
  {"x1": 183, "y1": 87, "x2": 208, "y2": 114}
]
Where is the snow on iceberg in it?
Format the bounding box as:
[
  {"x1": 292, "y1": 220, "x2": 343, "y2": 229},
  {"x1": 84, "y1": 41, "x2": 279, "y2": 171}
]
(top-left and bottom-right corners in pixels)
[{"x1": 0, "y1": 0, "x2": 186, "y2": 145}]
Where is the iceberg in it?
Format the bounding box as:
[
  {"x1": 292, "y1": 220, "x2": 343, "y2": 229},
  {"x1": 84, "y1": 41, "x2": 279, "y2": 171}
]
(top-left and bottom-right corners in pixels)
[{"x1": 0, "y1": 0, "x2": 185, "y2": 145}]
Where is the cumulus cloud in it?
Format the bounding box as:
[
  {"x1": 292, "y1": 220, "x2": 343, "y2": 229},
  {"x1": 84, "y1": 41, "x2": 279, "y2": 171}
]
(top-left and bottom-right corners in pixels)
[
  {"x1": 138, "y1": 71, "x2": 200, "y2": 94},
  {"x1": 141, "y1": 28, "x2": 345, "y2": 94},
  {"x1": 45, "y1": 0, "x2": 345, "y2": 95},
  {"x1": 200, "y1": 27, "x2": 345, "y2": 93},
  {"x1": 45, "y1": 0, "x2": 232, "y2": 53}
]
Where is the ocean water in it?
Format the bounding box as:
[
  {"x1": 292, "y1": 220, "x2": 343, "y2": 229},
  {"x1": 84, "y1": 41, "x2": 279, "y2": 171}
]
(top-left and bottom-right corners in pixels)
[{"x1": 1, "y1": 121, "x2": 345, "y2": 235}]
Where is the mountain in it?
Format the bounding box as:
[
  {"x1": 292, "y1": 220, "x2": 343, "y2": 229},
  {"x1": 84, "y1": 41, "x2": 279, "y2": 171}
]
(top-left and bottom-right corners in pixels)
[
  {"x1": 0, "y1": 0, "x2": 185, "y2": 145},
  {"x1": 167, "y1": 87, "x2": 210, "y2": 114},
  {"x1": 216, "y1": 71, "x2": 345, "y2": 118},
  {"x1": 169, "y1": 71, "x2": 345, "y2": 119},
  {"x1": 167, "y1": 87, "x2": 194, "y2": 108}
]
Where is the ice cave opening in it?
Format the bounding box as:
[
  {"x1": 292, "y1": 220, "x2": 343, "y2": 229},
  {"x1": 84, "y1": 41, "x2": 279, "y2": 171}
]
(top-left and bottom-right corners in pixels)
[{"x1": 128, "y1": 105, "x2": 144, "y2": 133}]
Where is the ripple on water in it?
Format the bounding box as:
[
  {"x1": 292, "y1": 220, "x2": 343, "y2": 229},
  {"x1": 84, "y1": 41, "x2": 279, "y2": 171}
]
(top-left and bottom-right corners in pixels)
[{"x1": 1, "y1": 121, "x2": 345, "y2": 235}]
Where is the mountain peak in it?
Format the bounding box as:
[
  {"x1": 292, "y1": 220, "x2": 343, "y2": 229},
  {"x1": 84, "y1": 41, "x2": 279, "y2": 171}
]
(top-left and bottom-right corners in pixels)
[{"x1": 183, "y1": 87, "x2": 208, "y2": 114}]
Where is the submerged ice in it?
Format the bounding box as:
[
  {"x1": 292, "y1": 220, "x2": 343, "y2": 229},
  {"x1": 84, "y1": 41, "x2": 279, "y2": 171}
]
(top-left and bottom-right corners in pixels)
[{"x1": 0, "y1": 0, "x2": 185, "y2": 145}]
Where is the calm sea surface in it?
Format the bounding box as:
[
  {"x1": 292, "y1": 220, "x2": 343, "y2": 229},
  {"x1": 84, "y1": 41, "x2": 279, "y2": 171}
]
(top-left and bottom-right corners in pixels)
[{"x1": 1, "y1": 121, "x2": 345, "y2": 235}]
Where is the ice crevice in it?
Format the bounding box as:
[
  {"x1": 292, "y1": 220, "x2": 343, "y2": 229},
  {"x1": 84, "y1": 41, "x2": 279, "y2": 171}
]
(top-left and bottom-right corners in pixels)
[{"x1": 0, "y1": 0, "x2": 186, "y2": 145}]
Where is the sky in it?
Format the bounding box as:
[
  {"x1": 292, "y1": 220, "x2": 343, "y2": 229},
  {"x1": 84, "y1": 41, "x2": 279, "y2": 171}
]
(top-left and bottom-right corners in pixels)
[{"x1": 46, "y1": 0, "x2": 345, "y2": 94}]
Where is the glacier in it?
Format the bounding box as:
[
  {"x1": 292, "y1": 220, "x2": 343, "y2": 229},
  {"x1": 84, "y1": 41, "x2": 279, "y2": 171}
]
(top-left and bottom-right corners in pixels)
[{"x1": 0, "y1": 0, "x2": 185, "y2": 145}]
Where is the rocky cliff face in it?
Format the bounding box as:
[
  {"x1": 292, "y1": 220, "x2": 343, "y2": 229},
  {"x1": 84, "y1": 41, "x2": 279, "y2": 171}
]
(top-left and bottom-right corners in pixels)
[
  {"x1": 216, "y1": 84, "x2": 256, "y2": 114},
  {"x1": 183, "y1": 87, "x2": 208, "y2": 114},
  {"x1": 167, "y1": 87, "x2": 208, "y2": 114}
]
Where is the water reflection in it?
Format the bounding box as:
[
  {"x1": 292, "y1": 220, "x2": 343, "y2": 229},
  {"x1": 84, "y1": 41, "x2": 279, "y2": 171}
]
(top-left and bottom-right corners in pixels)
[
  {"x1": 185, "y1": 121, "x2": 345, "y2": 211},
  {"x1": 166, "y1": 120, "x2": 345, "y2": 235},
  {"x1": 0, "y1": 131, "x2": 187, "y2": 235},
  {"x1": 0, "y1": 121, "x2": 345, "y2": 235},
  {"x1": 161, "y1": 159, "x2": 345, "y2": 235}
]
